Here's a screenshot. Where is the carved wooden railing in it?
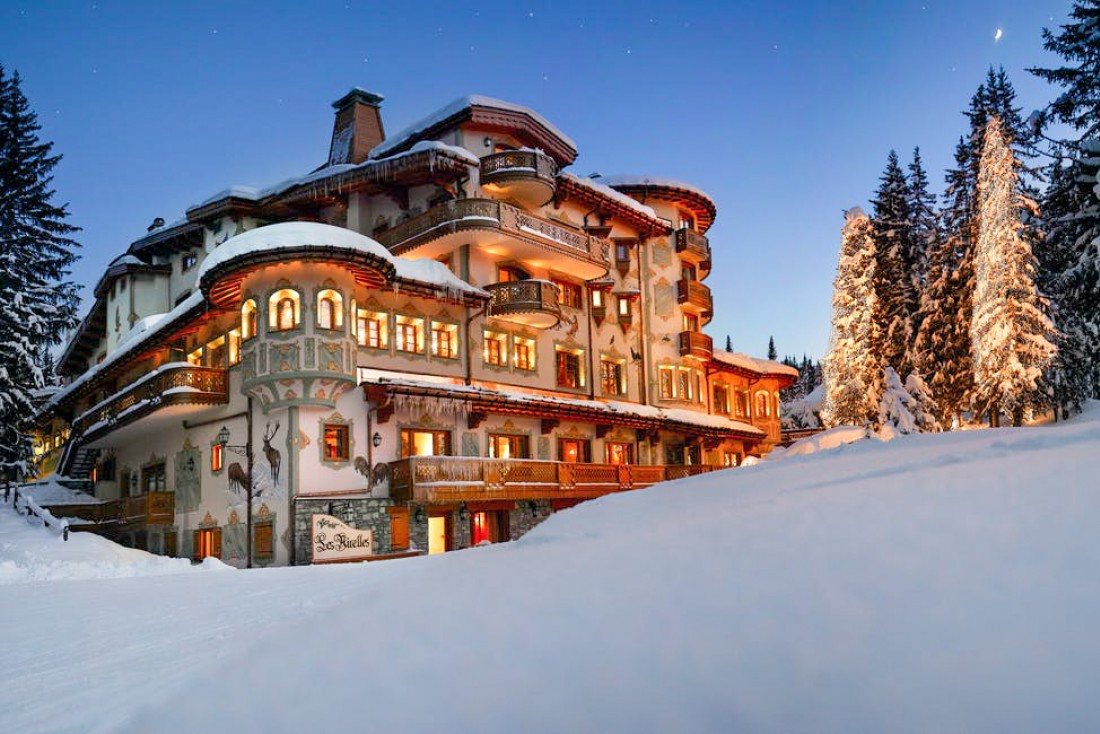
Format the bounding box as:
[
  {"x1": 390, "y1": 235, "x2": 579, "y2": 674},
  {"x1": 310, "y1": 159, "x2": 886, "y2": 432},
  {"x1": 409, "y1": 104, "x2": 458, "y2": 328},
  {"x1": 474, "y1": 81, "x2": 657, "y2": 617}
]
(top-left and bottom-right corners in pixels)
[
  {"x1": 486, "y1": 280, "x2": 562, "y2": 321},
  {"x1": 677, "y1": 279, "x2": 713, "y2": 319},
  {"x1": 679, "y1": 331, "x2": 714, "y2": 359},
  {"x1": 375, "y1": 198, "x2": 609, "y2": 265},
  {"x1": 388, "y1": 456, "x2": 720, "y2": 503},
  {"x1": 675, "y1": 228, "x2": 710, "y2": 261},
  {"x1": 72, "y1": 365, "x2": 228, "y2": 438},
  {"x1": 480, "y1": 150, "x2": 557, "y2": 184}
]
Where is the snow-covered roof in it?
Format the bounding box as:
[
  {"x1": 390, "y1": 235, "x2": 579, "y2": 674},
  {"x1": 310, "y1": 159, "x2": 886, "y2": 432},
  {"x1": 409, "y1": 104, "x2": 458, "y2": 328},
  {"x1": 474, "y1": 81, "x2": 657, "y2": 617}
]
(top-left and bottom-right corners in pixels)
[
  {"x1": 190, "y1": 141, "x2": 479, "y2": 212},
  {"x1": 369, "y1": 95, "x2": 577, "y2": 160},
  {"x1": 712, "y1": 350, "x2": 800, "y2": 378},
  {"x1": 198, "y1": 221, "x2": 485, "y2": 298},
  {"x1": 359, "y1": 368, "x2": 762, "y2": 436},
  {"x1": 558, "y1": 173, "x2": 660, "y2": 221},
  {"x1": 108, "y1": 254, "x2": 145, "y2": 268},
  {"x1": 601, "y1": 174, "x2": 714, "y2": 203}
]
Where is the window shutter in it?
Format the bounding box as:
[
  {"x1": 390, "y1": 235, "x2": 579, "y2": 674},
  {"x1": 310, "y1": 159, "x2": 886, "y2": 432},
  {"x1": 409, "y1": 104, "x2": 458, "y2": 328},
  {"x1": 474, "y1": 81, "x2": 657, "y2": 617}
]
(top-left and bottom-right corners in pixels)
[
  {"x1": 390, "y1": 510, "x2": 409, "y2": 551},
  {"x1": 212, "y1": 528, "x2": 222, "y2": 559}
]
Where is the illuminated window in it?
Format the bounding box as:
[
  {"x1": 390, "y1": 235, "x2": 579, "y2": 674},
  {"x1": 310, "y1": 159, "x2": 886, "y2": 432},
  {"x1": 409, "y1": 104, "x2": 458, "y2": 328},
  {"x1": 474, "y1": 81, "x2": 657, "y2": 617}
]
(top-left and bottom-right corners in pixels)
[
  {"x1": 736, "y1": 391, "x2": 749, "y2": 417},
  {"x1": 193, "y1": 528, "x2": 221, "y2": 560},
  {"x1": 713, "y1": 384, "x2": 731, "y2": 415},
  {"x1": 316, "y1": 289, "x2": 344, "y2": 330},
  {"x1": 488, "y1": 433, "x2": 529, "y2": 459},
  {"x1": 591, "y1": 289, "x2": 604, "y2": 308},
  {"x1": 227, "y1": 328, "x2": 242, "y2": 366},
  {"x1": 187, "y1": 348, "x2": 203, "y2": 367},
  {"x1": 498, "y1": 265, "x2": 530, "y2": 282},
  {"x1": 394, "y1": 315, "x2": 424, "y2": 353},
  {"x1": 678, "y1": 367, "x2": 692, "y2": 400},
  {"x1": 555, "y1": 346, "x2": 584, "y2": 388},
  {"x1": 349, "y1": 299, "x2": 358, "y2": 336},
  {"x1": 470, "y1": 511, "x2": 510, "y2": 545},
  {"x1": 513, "y1": 336, "x2": 535, "y2": 371},
  {"x1": 558, "y1": 438, "x2": 591, "y2": 463},
  {"x1": 400, "y1": 429, "x2": 451, "y2": 458},
  {"x1": 431, "y1": 322, "x2": 459, "y2": 359},
  {"x1": 484, "y1": 331, "x2": 508, "y2": 366},
  {"x1": 240, "y1": 299, "x2": 257, "y2": 340},
  {"x1": 618, "y1": 296, "x2": 631, "y2": 317},
  {"x1": 659, "y1": 366, "x2": 675, "y2": 399},
  {"x1": 605, "y1": 442, "x2": 633, "y2": 465},
  {"x1": 553, "y1": 279, "x2": 583, "y2": 309},
  {"x1": 683, "y1": 313, "x2": 699, "y2": 332},
  {"x1": 694, "y1": 370, "x2": 705, "y2": 403},
  {"x1": 357, "y1": 309, "x2": 387, "y2": 349},
  {"x1": 322, "y1": 424, "x2": 350, "y2": 462},
  {"x1": 600, "y1": 357, "x2": 625, "y2": 396},
  {"x1": 268, "y1": 289, "x2": 300, "y2": 331},
  {"x1": 206, "y1": 335, "x2": 226, "y2": 367},
  {"x1": 755, "y1": 390, "x2": 770, "y2": 417},
  {"x1": 775, "y1": 392, "x2": 781, "y2": 416},
  {"x1": 211, "y1": 443, "x2": 224, "y2": 472}
]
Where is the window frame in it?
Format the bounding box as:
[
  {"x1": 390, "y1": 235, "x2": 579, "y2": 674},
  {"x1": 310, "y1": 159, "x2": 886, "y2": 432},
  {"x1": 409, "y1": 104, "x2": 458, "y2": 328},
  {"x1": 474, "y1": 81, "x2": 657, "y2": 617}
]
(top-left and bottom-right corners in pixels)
[{"x1": 322, "y1": 423, "x2": 351, "y2": 462}]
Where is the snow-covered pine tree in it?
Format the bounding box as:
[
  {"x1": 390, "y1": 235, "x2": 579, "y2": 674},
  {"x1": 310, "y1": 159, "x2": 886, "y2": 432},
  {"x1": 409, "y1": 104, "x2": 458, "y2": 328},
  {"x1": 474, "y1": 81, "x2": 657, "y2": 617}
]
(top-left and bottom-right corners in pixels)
[
  {"x1": 1029, "y1": 1, "x2": 1100, "y2": 407},
  {"x1": 1036, "y1": 151, "x2": 1096, "y2": 415},
  {"x1": 1030, "y1": 0, "x2": 1100, "y2": 139},
  {"x1": 767, "y1": 336, "x2": 777, "y2": 361},
  {"x1": 907, "y1": 147, "x2": 938, "y2": 297},
  {"x1": 971, "y1": 115, "x2": 1057, "y2": 426},
  {"x1": 878, "y1": 367, "x2": 918, "y2": 435},
  {"x1": 904, "y1": 372, "x2": 942, "y2": 432},
  {"x1": 0, "y1": 66, "x2": 81, "y2": 477},
  {"x1": 822, "y1": 208, "x2": 879, "y2": 428},
  {"x1": 871, "y1": 150, "x2": 918, "y2": 380}
]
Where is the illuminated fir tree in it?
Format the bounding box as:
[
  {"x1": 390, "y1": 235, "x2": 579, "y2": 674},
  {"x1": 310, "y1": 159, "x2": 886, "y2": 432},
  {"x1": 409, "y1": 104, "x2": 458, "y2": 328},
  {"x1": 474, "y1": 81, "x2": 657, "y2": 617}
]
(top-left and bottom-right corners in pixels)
[
  {"x1": 822, "y1": 208, "x2": 879, "y2": 428},
  {"x1": 971, "y1": 116, "x2": 1057, "y2": 426}
]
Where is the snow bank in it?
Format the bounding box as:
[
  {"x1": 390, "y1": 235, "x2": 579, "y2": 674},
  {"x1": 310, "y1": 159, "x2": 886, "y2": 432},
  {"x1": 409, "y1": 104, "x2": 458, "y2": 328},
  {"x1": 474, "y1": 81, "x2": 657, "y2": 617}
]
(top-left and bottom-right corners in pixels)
[
  {"x1": 6, "y1": 405, "x2": 1100, "y2": 732},
  {"x1": 769, "y1": 423, "x2": 869, "y2": 460}
]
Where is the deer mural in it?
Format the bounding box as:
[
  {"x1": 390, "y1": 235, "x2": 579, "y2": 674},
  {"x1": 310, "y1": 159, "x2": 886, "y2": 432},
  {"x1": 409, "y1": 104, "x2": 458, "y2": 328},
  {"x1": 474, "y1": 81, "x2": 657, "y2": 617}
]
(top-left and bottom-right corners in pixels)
[
  {"x1": 227, "y1": 462, "x2": 249, "y2": 493},
  {"x1": 263, "y1": 422, "x2": 281, "y2": 487}
]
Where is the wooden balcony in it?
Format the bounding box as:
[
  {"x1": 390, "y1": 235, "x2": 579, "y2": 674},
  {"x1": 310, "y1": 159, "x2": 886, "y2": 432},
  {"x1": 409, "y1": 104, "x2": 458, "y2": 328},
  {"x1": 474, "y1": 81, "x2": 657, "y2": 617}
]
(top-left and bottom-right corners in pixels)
[
  {"x1": 480, "y1": 150, "x2": 557, "y2": 205},
  {"x1": 388, "y1": 456, "x2": 719, "y2": 504},
  {"x1": 374, "y1": 198, "x2": 610, "y2": 279},
  {"x1": 675, "y1": 228, "x2": 711, "y2": 272},
  {"x1": 71, "y1": 364, "x2": 228, "y2": 442},
  {"x1": 41, "y1": 491, "x2": 175, "y2": 530},
  {"x1": 679, "y1": 331, "x2": 714, "y2": 359},
  {"x1": 677, "y1": 279, "x2": 713, "y2": 323},
  {"x1": 486, "y1": 279, "x2": 562, "y2": 329}
]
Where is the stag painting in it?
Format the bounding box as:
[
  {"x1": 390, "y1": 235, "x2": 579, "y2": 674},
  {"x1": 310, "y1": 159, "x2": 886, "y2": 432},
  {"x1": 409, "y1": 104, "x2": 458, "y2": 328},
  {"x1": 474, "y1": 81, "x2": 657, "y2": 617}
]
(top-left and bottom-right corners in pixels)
[{"x1": 263, "y1": 422, "x2": 281, "y2": 486}]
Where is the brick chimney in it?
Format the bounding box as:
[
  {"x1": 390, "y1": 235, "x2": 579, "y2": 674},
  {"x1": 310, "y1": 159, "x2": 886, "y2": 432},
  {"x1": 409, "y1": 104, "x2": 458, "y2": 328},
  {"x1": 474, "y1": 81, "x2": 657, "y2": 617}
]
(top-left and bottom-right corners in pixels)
[{"x1": 329, "y1": 88, "x2": 385, "y2": 166}]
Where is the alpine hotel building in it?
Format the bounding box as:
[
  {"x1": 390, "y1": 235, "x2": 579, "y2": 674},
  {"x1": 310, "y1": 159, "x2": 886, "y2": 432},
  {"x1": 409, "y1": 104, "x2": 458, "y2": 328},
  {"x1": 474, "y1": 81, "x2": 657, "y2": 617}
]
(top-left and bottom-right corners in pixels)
[{"x1": 33, "y1": 89, "x2": 796, "y2": 566}]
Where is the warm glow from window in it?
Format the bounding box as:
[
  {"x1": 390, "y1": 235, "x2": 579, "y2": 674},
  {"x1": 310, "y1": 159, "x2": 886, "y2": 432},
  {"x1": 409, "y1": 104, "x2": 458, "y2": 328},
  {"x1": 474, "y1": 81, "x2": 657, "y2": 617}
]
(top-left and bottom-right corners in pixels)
[
  {"x1": 431, "y1": 322, "x2": 459, "y2": 359},
  {"x1": 555, "y1": 346, "x2": 585, "y2": 388},
  {"x1": 357, "y1": 309, "x2": 387, "y2": 348},
  {"x1": 241, "y1": 299, "x2": 258, "y2": 340},
  {"x1": 211, "y1": 443, "x2": 224, "y2": 472},
  {"x1": 268, "y1": 289, "x2": 300, "y2": 331},
  {"x1": 592, "y1": 290, "x2": 603, "y2": 308},
  {"x1": 187, "y1": 348, "x2": 203, "y2": 366},
  {"x1": 484, "y1": 331, "x2": 508, "y2": 366},
  {"x1": 323, "y1": 424, "x2": 350, "y2": 461},
  {"x1": 513, "y1": 336, "x2": 535, "y2": 371},
  {"x1": 618, "y1": 296, "x2": 630, "y2": 316},
  {"x1": 316, "y1": 289, "x2": 344, "y2": 329},
  {"x1": 394, "y1": 315, "x2": 424, "y2": 353},
  {"x1": 205, "y1": 335, "x2": 226, "y2": 367},
  {"x1": 228, "y1": 328, "x2": 241, "y2": 366},
  {"x1": 349, "y1": 299, "x2": 357, "y2": 335}
]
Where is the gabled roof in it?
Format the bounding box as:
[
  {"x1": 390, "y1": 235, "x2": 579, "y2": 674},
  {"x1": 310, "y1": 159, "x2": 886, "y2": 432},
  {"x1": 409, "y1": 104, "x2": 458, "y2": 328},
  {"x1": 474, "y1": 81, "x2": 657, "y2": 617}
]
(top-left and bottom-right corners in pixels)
[{"x1": 369, "y1": 95, "x2": 578, "y2": 166}]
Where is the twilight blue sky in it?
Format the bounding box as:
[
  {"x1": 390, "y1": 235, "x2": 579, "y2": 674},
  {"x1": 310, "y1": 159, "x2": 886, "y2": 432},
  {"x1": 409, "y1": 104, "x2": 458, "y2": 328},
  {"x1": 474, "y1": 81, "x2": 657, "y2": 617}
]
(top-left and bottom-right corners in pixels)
[{"x1": 0, "y1": 0, "x2": 1069, "y2": 360}]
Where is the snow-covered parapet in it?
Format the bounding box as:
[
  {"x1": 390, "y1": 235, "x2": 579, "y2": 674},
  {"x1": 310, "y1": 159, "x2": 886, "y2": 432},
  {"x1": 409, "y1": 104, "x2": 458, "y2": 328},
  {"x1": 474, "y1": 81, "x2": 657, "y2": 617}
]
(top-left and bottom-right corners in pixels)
[{"x1": 558, "y1": 173, "x2": 660, "y2": 220}]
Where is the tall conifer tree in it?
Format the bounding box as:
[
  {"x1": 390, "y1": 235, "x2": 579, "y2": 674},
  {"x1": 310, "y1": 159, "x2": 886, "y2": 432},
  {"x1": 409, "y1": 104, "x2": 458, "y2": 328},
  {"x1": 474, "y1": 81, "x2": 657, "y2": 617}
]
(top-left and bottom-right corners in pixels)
[
  {"x1": 822, "y1": 208, "x2": 880, "y2": 428},
  {"x1": 871, "y1": 150, "x2": 917, "y2": 378},
  {"x1": 971, "y1": 116, "x2": 1057, "y2": 426},
  {"x1": 0, "y1": 66, "x2": 81, "y2": 476}
]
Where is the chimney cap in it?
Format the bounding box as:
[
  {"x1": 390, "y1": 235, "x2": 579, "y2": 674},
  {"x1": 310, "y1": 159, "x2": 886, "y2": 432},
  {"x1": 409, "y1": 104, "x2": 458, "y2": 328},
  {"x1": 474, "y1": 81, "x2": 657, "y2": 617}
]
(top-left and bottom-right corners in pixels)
[{"x1": 332, "y1": 87, "x2": 384, "y2": 111}]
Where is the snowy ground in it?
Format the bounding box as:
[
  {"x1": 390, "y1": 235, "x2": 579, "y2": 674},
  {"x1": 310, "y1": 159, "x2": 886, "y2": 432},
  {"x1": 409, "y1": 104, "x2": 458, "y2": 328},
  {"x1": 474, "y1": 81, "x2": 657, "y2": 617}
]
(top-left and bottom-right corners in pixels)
[{"x1": 3, "y1": 408, "x2": 1100, "y2": 733}]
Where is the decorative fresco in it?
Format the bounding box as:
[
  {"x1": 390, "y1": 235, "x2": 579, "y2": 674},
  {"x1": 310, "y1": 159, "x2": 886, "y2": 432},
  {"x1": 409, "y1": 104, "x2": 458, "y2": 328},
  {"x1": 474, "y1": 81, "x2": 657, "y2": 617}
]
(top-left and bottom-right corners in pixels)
[{"x1": 174, "y1": 439, "x2": 201, "y2": 513}]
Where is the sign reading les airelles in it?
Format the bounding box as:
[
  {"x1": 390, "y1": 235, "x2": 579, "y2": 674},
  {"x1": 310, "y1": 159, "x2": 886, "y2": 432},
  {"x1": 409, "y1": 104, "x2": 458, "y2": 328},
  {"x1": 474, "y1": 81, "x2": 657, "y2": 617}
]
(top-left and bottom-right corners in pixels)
[{"x1": 311, "y1": 514, "x2": 373, "y2": 563}]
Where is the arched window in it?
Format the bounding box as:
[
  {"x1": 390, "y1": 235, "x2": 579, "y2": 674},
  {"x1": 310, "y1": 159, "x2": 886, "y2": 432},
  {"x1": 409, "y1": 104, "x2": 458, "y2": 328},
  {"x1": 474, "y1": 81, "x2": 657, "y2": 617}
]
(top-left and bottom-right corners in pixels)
[
  {"x1": 316, "y1": 289, "x2": 344, "y2": 330},
  {"x1": 349, "y1": 299, "x2": 358, "y2": 337},
  {"x1": 755, "y1": 390, "x2": 770, "y2": 417},
  {"x1": 241, "y1": 299, "x2": 258, "y2": 340},
  {"x1": 268, "y1": 289, "x2": 300, "y2": 331}
]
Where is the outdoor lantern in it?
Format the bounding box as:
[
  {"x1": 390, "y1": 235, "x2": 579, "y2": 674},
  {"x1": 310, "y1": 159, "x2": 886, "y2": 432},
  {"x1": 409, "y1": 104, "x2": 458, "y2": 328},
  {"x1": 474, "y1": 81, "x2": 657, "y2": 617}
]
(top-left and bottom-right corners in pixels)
[
  {"x1": 216, "y1": 425, "x2": 230, "y2": 448},
  {"x1": 372, "y1": 431, "x2": 382, "y2": 448}
]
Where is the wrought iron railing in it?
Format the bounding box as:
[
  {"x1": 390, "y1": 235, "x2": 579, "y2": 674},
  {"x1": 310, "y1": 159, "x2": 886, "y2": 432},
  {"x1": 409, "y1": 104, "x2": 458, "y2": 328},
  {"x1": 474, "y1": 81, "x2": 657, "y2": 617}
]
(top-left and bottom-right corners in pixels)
[
  {"x1": 72, "y1": 365, "x2": 228, "y2": 437},
  {"x1": 486, "y1": 280, "x2": 562, "y2": 320},
  {"x1": 480, "y1": 150, "x2": 558, "y2": 183}
]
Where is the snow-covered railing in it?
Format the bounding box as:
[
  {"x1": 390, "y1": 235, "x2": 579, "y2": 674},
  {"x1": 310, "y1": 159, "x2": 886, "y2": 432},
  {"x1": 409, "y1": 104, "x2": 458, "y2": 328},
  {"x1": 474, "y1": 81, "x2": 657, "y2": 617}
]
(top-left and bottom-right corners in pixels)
[{"x1": 6, "y1": 486, "x2": 71, "y2": 541}]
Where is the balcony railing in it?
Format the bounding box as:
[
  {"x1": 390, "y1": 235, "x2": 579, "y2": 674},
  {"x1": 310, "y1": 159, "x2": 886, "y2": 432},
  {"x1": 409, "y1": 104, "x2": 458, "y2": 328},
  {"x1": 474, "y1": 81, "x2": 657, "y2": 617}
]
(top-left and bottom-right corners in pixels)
[
  {"x1": 677, "y1": 279, "x2": 713, "y2": 321},
  {"x1": 388, "y1": 456, "x2": 719, "y2": 504},
  {"x1": 39, "y1": 491, "x2": 175, "y2": 528},
  {"x1": 375, "y1": 198, "x2": 609, "y2": 267},
  {"x1": 486, "y1": 279, "x2": 562, "y2": 328},
  {"x1": 675, "y1": 229, "x2": 711, "y2": 262},
  {"x1": 71, "y1": 364, "x2": 228, "y2": 439},
  {"x1": 480, "y1": 150, "x2": 557, "y2": 190},
  {"x1": 679, "y1": 331, "x2": 714, "y2": 359}
]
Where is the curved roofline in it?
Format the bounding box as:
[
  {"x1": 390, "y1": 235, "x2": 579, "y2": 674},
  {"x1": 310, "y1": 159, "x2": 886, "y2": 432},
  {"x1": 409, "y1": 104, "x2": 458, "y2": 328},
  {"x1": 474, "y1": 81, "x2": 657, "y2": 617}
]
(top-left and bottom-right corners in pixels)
[{"x1": 601, "y1": 175, "x2": 718, "y2": 232}]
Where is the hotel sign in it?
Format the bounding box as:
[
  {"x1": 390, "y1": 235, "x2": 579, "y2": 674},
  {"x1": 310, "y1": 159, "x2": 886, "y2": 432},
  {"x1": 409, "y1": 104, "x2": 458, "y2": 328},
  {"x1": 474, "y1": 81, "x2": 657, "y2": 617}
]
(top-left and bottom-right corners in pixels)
[{"x1": 311, "y1": 514, "x2": 374, "y2": 563}]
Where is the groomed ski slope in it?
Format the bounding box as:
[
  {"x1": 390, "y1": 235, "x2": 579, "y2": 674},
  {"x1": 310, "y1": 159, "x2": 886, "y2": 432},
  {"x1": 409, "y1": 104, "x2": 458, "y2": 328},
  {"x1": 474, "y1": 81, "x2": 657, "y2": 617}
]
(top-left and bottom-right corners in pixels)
[{"x1": 3, "y1": 406, "x2": 1100, "y2": 733}]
